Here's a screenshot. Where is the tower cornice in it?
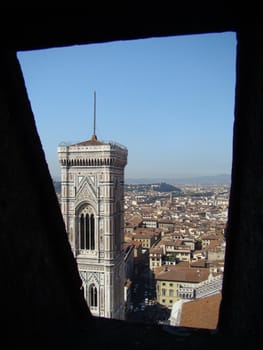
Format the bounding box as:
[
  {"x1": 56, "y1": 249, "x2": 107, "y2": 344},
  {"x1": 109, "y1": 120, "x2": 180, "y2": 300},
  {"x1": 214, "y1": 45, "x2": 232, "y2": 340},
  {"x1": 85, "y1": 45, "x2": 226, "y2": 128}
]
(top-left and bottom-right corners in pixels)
[{"x1": 58, "y1": 141, "x2": 128, "y2": 167}]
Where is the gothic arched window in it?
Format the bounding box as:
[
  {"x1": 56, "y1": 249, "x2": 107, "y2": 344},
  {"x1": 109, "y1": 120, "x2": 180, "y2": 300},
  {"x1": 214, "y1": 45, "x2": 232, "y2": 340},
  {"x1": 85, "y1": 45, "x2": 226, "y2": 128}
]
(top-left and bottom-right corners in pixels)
[
  {"x1": 89, "y1": 283, "x2": 97, "y2": 307},
  {"x1": 80, "y1": 214, "x2": 85, "y2": 249},
  {"x1": 78, "y1": 206, "x2": 95, "y2": 251},
  {"x1": 90, "y1": 214, "x2": 95, "y2": 249},
  {"x1": 85, "y1": 214, "x2": 90, "y2": 249}
]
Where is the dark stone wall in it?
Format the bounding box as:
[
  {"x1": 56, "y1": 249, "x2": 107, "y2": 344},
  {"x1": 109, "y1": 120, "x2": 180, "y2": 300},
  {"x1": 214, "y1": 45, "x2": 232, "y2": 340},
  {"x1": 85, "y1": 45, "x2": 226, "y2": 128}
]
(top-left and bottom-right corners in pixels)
[
  {"x1": 218, "y1": 27, "x2": 263, "y2": 339},
  {"x1": 0, "y1": 49, "x2": 92, "y2": 346},
  {"x1": 1, "y1": 6, "x2": 238, "y2": 51}
]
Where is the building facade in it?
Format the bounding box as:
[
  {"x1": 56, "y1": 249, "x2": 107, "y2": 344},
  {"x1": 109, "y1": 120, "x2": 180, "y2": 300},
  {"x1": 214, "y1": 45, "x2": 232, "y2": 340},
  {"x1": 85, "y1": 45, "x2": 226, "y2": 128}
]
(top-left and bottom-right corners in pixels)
[
  {"x1": 58, "y1": 135, "x2": 128, "y2": 319},
  {"x1": 155, "y1": 265, "x2": 210, "y2": 308}
]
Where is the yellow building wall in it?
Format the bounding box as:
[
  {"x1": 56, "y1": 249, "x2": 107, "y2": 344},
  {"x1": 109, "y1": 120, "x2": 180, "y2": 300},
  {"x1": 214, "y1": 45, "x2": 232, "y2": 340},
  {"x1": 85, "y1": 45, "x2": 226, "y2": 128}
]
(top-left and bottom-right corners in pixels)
[{"x1": 156, "y1": 280, "x2": 180, "y2": 308}]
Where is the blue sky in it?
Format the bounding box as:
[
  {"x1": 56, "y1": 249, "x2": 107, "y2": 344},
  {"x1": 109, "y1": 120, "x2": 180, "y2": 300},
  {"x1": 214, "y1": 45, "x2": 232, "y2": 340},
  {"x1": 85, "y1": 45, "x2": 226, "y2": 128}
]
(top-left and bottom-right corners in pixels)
[{"x1": 17, "y1": 32, "x2": 236, "y2": 181}]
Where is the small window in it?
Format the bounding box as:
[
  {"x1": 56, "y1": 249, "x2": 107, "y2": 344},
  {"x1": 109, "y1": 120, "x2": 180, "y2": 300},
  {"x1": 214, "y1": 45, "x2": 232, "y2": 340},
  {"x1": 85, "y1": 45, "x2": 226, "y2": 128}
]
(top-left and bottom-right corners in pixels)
[{"x1": 89, "y1": 283, "x2": 98, "y2": 307}]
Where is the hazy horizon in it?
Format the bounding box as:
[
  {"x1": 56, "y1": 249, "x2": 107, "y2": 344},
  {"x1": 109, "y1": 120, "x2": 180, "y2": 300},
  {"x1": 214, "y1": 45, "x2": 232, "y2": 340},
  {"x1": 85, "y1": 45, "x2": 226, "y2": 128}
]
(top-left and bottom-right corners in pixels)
[{"x1": 52, "y1": 173, "x2": 231, "y2": 186}]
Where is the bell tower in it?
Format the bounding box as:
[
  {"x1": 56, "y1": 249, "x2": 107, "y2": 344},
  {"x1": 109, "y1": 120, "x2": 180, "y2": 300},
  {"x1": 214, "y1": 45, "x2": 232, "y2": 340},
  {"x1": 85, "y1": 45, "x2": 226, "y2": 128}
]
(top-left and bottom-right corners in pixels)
[{"x1": 57, "y1": 94, "x2": 128, "y2": 319}]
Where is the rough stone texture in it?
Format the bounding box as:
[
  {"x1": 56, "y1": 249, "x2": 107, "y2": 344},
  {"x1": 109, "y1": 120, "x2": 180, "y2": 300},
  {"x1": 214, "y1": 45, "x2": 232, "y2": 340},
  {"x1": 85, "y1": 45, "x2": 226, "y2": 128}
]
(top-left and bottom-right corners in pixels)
[
  {"x1": 0, "y1": 49, "x2": 92, "y2": 347},
  {"x1": 1, "y1": 6, "x2": 238, "y2": 51},
  {"x1": 0, "y1": 6, "x2": 262, "y2": 349},
  {"x1": 218, "y1": 27, "x2": 263, "y2": 340}
]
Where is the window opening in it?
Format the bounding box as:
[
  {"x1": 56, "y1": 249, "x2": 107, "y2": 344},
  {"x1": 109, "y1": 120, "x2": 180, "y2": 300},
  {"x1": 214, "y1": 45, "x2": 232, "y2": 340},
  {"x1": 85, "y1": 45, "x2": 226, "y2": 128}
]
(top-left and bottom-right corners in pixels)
[
  {"x1": 17, "y1": 31, "x2": 236, "y2": 329},
  {"x1": 89, "y1": 283, "x2": 98, "y2": 307}
]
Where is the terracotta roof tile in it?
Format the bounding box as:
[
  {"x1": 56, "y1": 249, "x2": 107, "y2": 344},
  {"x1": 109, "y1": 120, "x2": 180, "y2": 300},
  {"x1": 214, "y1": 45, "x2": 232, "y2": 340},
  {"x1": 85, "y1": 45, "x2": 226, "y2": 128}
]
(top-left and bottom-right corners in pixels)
[
  {"x1": 180, "y1": 292, "x2": 222, "y2": 329},
  {"x1": 155, "y1": 265, "x2": 210, "y2": 283},
  {"x1": 72, "y1": 135, "x2": 105, "y2": 146}
]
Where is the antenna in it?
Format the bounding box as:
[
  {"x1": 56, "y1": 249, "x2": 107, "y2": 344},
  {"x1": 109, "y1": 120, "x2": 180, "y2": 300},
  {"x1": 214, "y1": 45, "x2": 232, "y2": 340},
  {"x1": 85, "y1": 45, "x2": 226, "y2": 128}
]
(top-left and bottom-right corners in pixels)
[{"x1": 93, "y1": 90, "x2": 96, "y2": 138}]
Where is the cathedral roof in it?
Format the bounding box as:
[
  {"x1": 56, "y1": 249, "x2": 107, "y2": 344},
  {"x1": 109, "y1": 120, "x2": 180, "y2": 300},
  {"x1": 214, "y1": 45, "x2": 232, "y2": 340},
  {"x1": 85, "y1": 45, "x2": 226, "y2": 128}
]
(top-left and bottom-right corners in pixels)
[{"x1": 72, "y1": 134, "x2": 106, "y2": 146}]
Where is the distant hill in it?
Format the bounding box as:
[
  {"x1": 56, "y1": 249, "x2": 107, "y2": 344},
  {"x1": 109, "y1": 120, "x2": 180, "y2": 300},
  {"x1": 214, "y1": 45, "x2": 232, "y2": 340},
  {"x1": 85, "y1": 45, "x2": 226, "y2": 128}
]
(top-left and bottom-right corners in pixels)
[
  {"x1": 172, "y1": 174, "x2": 231, "y2": 185},
  {"x1": 152, "y1": 182, "x2": 182, "y2": 193},
  {"x1": 126, "y1": 174, "x2": 231, "y2": 185},
  {"x1": 125, "y1": 182, "x2": 182, "y2": 193}
]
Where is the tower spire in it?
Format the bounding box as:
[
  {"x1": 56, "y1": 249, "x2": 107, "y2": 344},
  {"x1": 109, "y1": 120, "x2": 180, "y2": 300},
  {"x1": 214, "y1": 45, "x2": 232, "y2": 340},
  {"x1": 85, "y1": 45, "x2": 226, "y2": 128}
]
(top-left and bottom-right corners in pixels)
[{"x1": 92, "y1": 90, "x2": 97, "y2": 141}]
